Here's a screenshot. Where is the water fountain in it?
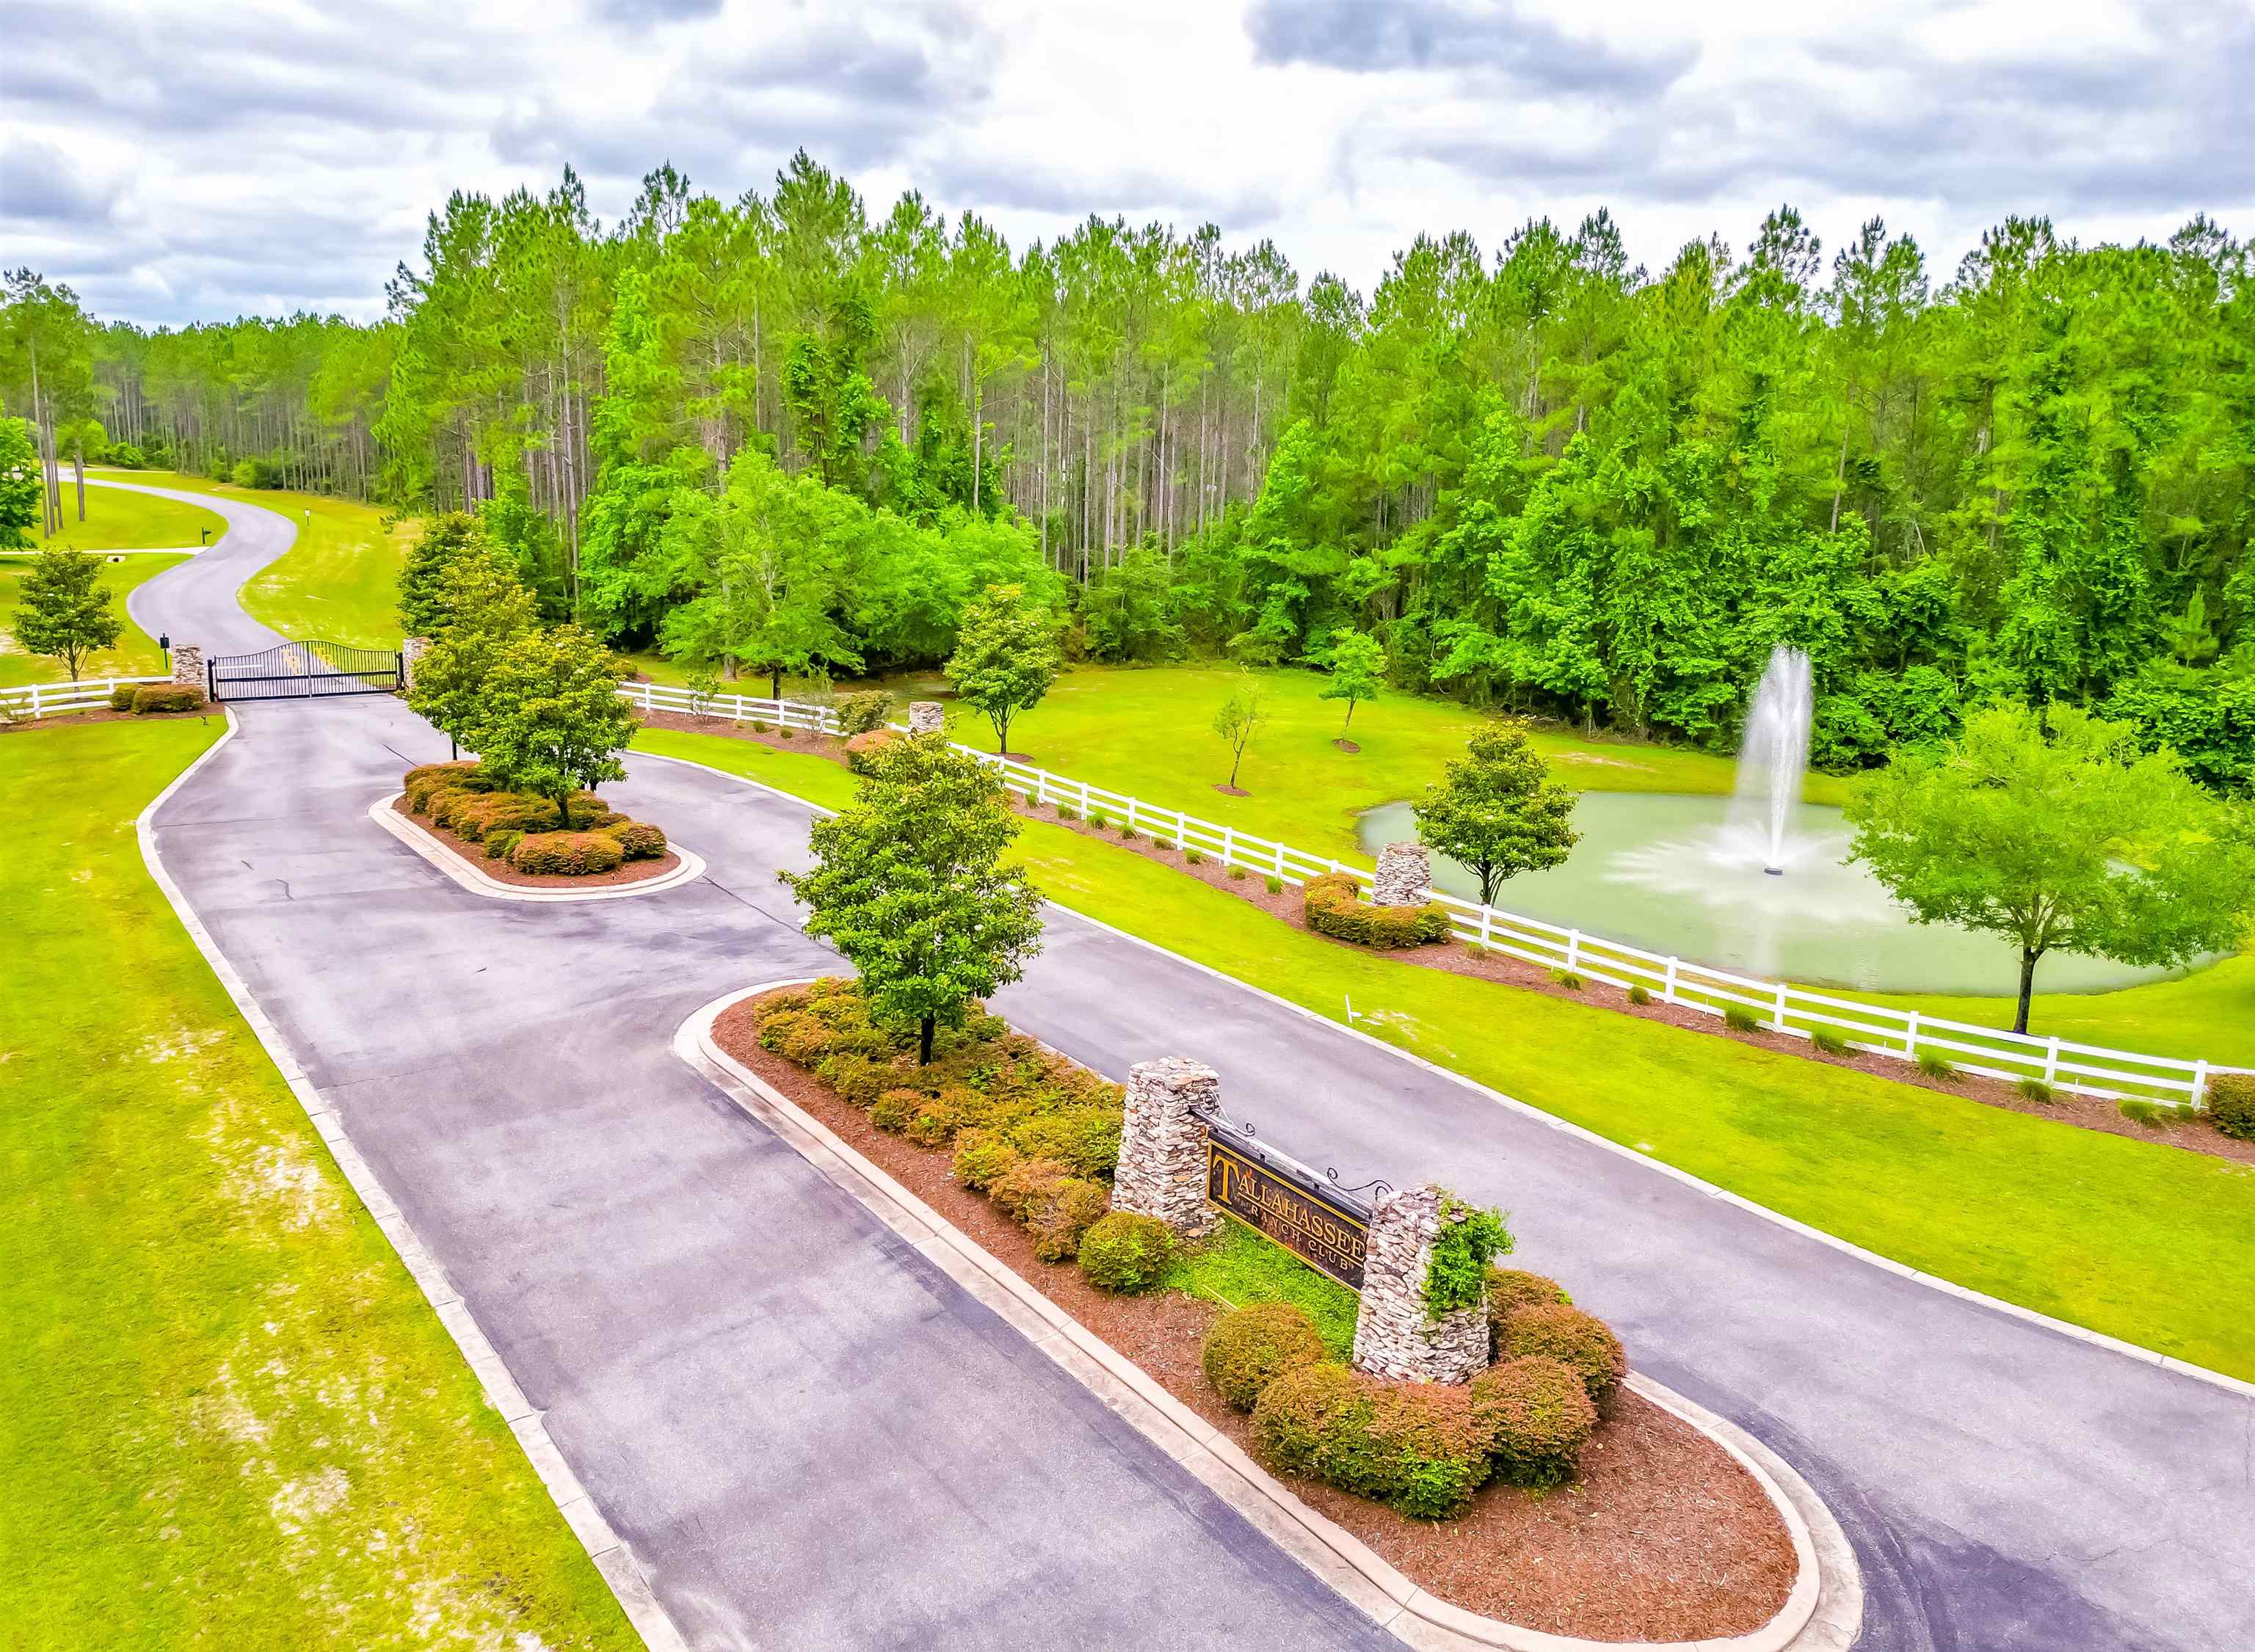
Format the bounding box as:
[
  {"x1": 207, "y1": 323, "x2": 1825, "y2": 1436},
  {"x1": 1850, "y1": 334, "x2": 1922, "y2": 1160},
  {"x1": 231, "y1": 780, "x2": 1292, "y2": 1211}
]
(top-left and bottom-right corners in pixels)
[{"x1": 1732, "y1": 645, "x2": 1814, "y2": 876}]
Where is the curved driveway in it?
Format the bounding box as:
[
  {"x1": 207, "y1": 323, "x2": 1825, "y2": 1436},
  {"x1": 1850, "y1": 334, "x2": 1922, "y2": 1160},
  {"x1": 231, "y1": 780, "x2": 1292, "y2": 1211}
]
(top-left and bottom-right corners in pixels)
[{"x1": 115, "y1": 481, "x2": 2254, "y2": 1651}]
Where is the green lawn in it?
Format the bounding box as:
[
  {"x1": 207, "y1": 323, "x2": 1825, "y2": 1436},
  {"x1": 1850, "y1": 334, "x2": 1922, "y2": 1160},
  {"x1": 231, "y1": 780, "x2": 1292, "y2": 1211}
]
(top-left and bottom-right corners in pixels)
[
  {"x1": 1, "y1": 551, "x2": 189, "y2": 688},
  {"x1": 636, "y1": 724, "x2": 2255, "y2": 1383},
  {"x1": 90, "y1": 468, "x2": 415, "y2": 649},
  {"x1": 1, "y1": 720, "x2": 637, "y2": 1649},
  {"x1": 40, "y1": 476, "x2": 225, "y2": 551}
]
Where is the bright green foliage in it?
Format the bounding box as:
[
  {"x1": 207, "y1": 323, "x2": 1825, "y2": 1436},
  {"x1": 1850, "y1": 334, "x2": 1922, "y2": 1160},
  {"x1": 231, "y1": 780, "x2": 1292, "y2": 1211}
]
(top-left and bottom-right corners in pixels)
[
  {"x1": 1213, "y1": 675, "x2": 1268, "y2": 789},
  {"x1": 12, "y1": 548, "x2": 120, "y2": 679},
  {"x1": 396, "y1": 513, "x2": 520, "y2": 638},
  {"x1": 460, "y1": 627, "x2": 636, "y2": 820},
  {"x1": 1847, "y1": 702, "x2": 2255, "y2": 1032},
  {"x1": 782, "y1": 733, "x2": 1046, "y2": 1063},
  {"x1": 945, "y1": 582, "x2": 1064, "y2": 753},
  {"x1": 1425, "y1": 1197, "x2": 1513, "y2": 1318},
  {"x1": 0, "y1": 418, "x2": 41, "y2": 547},
  {"x1": 405, "y1": 547, "x2": 541, "y2": 749},
  {"x1": 1077, "y1": 1212, "x2": 1177, "y2": 1294},
  {"x1": 1413, "y1": 721, "x2": 1581, "y2": 903},
  {"x1": 1318, "y1": 630, "x2": 1385, "y2": 737}
]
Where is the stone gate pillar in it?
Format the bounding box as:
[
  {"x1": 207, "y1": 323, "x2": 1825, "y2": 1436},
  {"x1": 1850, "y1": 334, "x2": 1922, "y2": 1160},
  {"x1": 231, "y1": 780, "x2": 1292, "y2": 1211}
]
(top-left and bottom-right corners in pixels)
[
  {"x1": 1114, "y1": 1057, "x2": 1220, "y2": 1238},
  {"x1": 1372, "y1": 842, "x2": 1431, "y2": 907},
  {"x1": 1351, "y1": 1184, "x2": 1489, "y2": 1384},
  {"x1": 908, "y1": 700, "x2": 945, "y2": 735},
  {"x1": 171, "y1": 644, "x2": 204, "y2": 691},
  {"x1": 402, "y1": 636, "x2": 431, "y2": 690}
]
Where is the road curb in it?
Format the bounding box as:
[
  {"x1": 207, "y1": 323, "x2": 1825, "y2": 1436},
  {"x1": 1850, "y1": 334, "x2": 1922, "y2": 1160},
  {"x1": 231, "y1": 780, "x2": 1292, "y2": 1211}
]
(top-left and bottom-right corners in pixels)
[
  {"x1": 370, "y1": 792, "x2": 708, "y2": 902},
  {"x1": 140, "y1": 713, "x2": 691, "y2": 1652},
  {"x1": 678, "y1": 981, "x2": 1861, "y2": 1652}
]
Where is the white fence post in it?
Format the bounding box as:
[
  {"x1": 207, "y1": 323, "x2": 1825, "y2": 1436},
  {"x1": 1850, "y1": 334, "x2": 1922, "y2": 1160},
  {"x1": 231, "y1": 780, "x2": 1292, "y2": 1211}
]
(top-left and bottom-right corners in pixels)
[
  {"x1": 2043, "y1": 1037, "x2": 2060, "y2": 1086},
  {"x1": 1661, "y1": 956, "x2": 1678, "y2": 1004},
  {"x1": 1479, "y1": 905, "x2": 1495, "y2": 947},
  {"x1": 1174, "y1": 809, "x2": 1187, "y2": 845},
  {"x1": 1773, "y1": 981, "x2": 1790, "y2": 1032},
  {"x1": 1565, "y1": 929, "x2": 1581, "y2": 971},
  {"x1": 1221, "y1": 825, "x2": 1236, "y2": 865},
  {"x1": 2192, "y1": 1059, "x2": 2210, "y2": 1108},
  {"x1": 1904, "y1": 1011, "x2": 1921, "y2": 1061},
  {"x1": 1274, "y1": 840, "x2": 1286, "y2": 878}
]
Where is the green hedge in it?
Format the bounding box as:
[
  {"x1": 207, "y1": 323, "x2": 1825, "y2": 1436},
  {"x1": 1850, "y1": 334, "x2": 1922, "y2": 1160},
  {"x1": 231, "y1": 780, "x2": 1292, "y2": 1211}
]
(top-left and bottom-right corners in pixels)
[
  {"x1": 1202, "y1": 1303, "x2": 1330, "y2": 1412},
  {"x1": 605, "y1": 820, "x2": 667, "y2": 860},
  {"x1": 1302, "y1": 872, "x2": 1453, "y2": 948},
  {"x1": 1250, "y1": 1361, "x2": 1494, "y2": 1520},
  {"x1": 509, "y1": 831, "x2": 625, "y2": 876},
  {"x1": 1470, "y1": 1356, "x2": 1597, "y2": 1488},
  {"x1": 1497, "y1": 1303, "x2": 1627, "y2": 1408},
  {"x1": 2209, "y1": 1073, "x2": 2255, "y2": 1141},
  {"x1": 1078, "y1": 1212, "x2": 1177, "y2": 1293},
  {"x1": 130, "y1": 683, "x2": 206, "y2": 714}
]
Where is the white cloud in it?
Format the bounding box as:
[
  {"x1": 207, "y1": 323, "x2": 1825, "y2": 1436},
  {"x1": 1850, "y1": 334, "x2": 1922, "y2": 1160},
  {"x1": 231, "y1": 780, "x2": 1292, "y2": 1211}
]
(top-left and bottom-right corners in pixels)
[{"x1": 0, "y1": 0, "x2": 2248, "y2": 325}]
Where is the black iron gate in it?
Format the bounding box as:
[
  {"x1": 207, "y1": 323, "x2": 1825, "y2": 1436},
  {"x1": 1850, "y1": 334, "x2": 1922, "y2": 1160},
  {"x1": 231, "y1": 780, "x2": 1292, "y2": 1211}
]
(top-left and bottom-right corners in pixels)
[{"x1": 207, "y1": 640, "x2": 402, "y2": 702}]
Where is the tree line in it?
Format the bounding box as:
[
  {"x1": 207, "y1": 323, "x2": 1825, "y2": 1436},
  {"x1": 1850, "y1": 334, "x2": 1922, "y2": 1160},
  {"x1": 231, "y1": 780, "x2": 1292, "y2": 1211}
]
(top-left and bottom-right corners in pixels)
[{"x1": 5, "y1": 156, "x2": 2251, "y2": 785}]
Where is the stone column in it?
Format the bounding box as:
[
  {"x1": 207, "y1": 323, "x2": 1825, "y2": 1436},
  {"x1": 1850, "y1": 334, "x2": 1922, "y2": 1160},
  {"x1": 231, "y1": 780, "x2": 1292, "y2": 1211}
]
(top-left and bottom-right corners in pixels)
[
  {"x1": 1351, "y1": 1184, "x2": 1489, "y2": 1384},
  {"x1": 908, "y1": 700, "x2": 945, "y2": 735},
  {"x1": 170, "y1": 644, "x2": 204, "y2": 691},
  {"x1": 402, "y1": 636, "x2": 430, "y2": 690},
  {"x1": 1113, "y1": 1057, "x2": 1220, "y2": 1238},
  {"x1": 1372, "y1": 842, "x2": 1431, "y2": 907}
]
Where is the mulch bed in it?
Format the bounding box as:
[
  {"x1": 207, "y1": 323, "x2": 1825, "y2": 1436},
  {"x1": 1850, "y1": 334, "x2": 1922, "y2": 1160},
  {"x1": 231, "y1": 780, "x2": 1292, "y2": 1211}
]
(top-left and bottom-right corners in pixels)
[
  {"x1": 713, "y1": 993, "x2": 1799, "y2": 1642},
  {"x1": 390, "y1": 796, "x2": 683, "y2": 889},
  {"x1": 1, "y1": 707, "x2": 218, "y2": 732},
  {"x1": 641, "y1": 709, "x2": 2250, "y2": 1166}
]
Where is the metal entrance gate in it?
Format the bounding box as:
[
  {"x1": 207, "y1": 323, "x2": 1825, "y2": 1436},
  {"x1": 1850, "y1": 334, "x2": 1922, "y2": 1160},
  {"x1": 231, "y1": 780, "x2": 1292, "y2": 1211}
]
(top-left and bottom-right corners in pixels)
[{"x1": 207, "y1": 640, "x2": 402, "y2": 702}]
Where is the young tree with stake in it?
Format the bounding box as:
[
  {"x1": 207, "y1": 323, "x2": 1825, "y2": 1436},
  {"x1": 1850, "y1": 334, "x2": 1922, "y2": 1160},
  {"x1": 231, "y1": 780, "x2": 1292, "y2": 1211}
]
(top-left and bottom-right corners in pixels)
[
  {"x1": 1414, "y1": 722, "x2": 1580, "y2": 905},
  {"x1": 1847, "y1": 702, "x2": 2255, "y2": 1034},
  {"x1": 1320, "y1": 630, "x2": 1385, "y2": 743},
  {"x1": 12, "y1": 547, "x2": 121, "y2": 680},
  {"x1": 1212, "y1": 676, "x2": 1268, "y2": 793},
  {"x1": 784, "y1": 732, "x2": 1045, "y2": 1063},
  {"x1": 944, "y1": 582, "x2": 1064, "y2": 755}
]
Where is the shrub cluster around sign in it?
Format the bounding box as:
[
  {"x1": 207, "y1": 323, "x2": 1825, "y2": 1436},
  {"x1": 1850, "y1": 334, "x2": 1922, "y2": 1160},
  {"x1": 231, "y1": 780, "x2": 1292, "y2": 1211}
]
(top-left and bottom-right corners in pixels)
[
  {"x1": 1302, "y1": 871, "x2": 1453, "y2": 948},
  {"x1": 402, "y1": 760, "x2": 667, "y2": 878},
  {"x1": 110, "y1": 683, "x2": 207, "y2": 714}
]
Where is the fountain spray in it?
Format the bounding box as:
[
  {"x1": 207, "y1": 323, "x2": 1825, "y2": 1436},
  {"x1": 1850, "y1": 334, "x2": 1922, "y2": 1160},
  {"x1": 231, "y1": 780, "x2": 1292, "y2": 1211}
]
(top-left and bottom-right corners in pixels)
[{"x1": 1733, "y1": 646, "x2": 1814, "y2": 876}]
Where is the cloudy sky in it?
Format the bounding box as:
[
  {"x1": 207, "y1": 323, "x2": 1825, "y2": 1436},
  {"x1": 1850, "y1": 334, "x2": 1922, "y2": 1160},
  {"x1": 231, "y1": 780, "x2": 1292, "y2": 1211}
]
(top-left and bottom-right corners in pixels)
[{"x1": 4, "y1": 0, "x2": 2251, "y2": 326}]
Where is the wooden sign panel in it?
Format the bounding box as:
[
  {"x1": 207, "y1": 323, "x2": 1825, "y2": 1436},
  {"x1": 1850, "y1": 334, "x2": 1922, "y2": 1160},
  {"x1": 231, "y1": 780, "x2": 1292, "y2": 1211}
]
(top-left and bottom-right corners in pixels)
[{"x1": 1207, "y1": 1135, "x2": 1368, "y2": 1290}]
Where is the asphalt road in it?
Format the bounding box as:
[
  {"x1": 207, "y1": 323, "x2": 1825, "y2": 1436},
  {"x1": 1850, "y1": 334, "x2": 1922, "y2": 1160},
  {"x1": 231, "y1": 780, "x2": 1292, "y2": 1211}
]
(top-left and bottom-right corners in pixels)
[{"x1": 111, "y1": 480, "x2": 2255, "y2": 1651}]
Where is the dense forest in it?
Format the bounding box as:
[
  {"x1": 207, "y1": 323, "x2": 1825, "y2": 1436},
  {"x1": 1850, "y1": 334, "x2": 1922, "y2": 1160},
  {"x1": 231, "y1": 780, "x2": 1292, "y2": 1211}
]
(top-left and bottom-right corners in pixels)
[{"x1": 4, "y1": 153, "x2": 2251, "y2": 783}]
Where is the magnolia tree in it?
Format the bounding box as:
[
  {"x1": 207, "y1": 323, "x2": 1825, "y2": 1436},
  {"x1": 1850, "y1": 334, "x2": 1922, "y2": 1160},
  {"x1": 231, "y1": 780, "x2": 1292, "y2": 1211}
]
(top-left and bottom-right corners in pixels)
[
  {"x1": 462, "y1": 626, "x2": 639, "y2": 824},
  {"x1": 14, "y1": 548, "x2": 121, "y2": 680},
  {"x1": 945, "y1": 582, "x2": 1063, "y2": 755},
  {"x1": 1414, "y1": 723, "x2": 1580, "y2": 905},
  {"x1": 784, "y1": 732, "x2": 1045, "y2": 1063},
  {"x1": 1848, "y1": 702, "x2": 2255, "y2": 1033}
]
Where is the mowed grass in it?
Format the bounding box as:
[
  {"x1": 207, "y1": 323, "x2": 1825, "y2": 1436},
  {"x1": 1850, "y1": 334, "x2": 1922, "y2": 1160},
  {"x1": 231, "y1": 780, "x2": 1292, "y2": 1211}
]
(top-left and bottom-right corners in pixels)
[
  {"x1": 1, "y1": 550, "x2": 189, "y2": 688},
  {"x1": 1168, "y1": 1217, "x2": 1362, "y2": 1358},
  {"x1": 634, "y1": 724, "x2": 2255, "y2": 1382},
  {"x1": 0, "y1": 720, "x2": 637, "y2": 1649},
  {"x1": 38, "y1": 477, "x2": 225, "y2": 551},
  {"x1": 90, "y1": 469, "x2": 415, "y2": 649}
]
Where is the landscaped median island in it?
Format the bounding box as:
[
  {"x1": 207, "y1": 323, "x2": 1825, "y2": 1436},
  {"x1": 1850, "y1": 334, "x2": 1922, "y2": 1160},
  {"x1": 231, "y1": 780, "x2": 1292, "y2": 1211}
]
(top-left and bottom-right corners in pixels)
[
  {"x1": 396, "y1": 760, "x2": 678, "y2": 887},
  {"x1": 713, "y1": 976, "x2": 1798, "y2": 1642}
]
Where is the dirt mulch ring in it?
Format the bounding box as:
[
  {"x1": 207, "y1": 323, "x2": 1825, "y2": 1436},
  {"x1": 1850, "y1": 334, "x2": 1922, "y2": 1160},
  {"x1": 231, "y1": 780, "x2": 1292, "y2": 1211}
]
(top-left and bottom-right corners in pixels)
[
  {"x1": 2, "y1": 707, "x2": 219, "y2": 732},
  {"x1": 635, "y1": 709, "x2": 2246, "y2": 1165},
  {"x1": 639, "y1": 707, "x2": 854, "y2": 763},
  {"x1": 391, "y1": 796, "x2": 683, "y2": 890},
  {"x1": 713, "y1": 992, "x2": 1799, "y2": 1642}
]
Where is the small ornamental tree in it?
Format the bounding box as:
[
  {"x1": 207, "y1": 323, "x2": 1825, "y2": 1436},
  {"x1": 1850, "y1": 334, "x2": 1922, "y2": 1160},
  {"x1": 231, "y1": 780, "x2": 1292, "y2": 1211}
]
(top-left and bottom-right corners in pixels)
[
  {"x1": 944, "y1": 582, "x2": 1064, "y2": 755},
  {"x1": 1213, "y1": 676, "x2": 1269, "y2": 792},
  {"x1": 12, "y1": 548, "x2": 121, "y2": 680},
  {"x1": 407, "y1": 555, "x2": 541, "y2": 754},
  {"x1": 461, "y1": 626, "x2": 637, "y2": 823},
  {"x1": 783, "y1": 732, "x2": 1046, "y2": 1063},
  {"x1": 396, "y1": 513, "x2": 524, "y2": 639},
  {"x1": 1414, "y1": 723, "x2": 1580, "y2": 905},
  {"x1": 1320, "y1": 630, "x2": 1386, "y2": 740},
  {"x1": 1847, "y1": 701, "x2": 2255, "y2": 1034},
  {"x1": 0, "y1": 417, "x2": 43, "y2": 549}
]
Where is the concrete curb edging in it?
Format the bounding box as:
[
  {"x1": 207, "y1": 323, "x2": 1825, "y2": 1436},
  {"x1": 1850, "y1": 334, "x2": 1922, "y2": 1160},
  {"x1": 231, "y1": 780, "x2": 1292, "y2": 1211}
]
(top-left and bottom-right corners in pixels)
[
  {"x1": 370, "y1": 792, "x2": 708, "y2": 902},
  {"x1": 679, "y1": 982, "x2": 1861, "y2": 1652},
  {"x1": 630, "y1": 743, "x2": 2255, "y2": 1405},
  {"x1": 141, "y1": 714, "x2": 691, "y2": 1652}
]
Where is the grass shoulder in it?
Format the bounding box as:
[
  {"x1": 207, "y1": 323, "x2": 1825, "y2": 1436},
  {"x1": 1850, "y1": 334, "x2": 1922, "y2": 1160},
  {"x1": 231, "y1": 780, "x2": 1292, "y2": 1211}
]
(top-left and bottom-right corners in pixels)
[
  {"x1": 1, "y1": 719, "x2": 635, "y2": 1648},
  {"x1": 1, "y1": 550, "x2": 188, "y2": 687},
  {"x1": 40, "y1": 477, "x2": 224, "y2": 551}
]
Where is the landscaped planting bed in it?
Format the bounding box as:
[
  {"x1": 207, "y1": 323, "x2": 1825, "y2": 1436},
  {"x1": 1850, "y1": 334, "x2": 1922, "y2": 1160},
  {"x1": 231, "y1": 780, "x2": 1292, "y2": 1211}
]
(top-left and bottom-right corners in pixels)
[
  {"x1": 715, "y1": 979, "x2": 1796, "y2": 1641},
  {"x1": 396, "y1": 761, "x2": 680, "y2": 889}
]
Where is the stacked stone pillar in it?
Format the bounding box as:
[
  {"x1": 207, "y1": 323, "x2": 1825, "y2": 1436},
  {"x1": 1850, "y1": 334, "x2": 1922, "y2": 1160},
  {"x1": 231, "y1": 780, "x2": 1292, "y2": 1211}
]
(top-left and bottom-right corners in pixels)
[
  {"x1": 170, "y1": 644, "x2": 204, "y2": 691},
  {"x1": 402, "y1": 636, "x2": 431, "y2": 691},
  {"x1": 1351, "y1": 1184, "x2": 1490, "y2": 1384},
  {"x1": 908, "y1": 700, "x2": 945, "y2": 735},
  {"x1": 1372, "y1": 842, "x2": 1431, "y2": 907},
  {"x1": 1113, "y1": 1057, "x2": 1221, "y2": 1238}
]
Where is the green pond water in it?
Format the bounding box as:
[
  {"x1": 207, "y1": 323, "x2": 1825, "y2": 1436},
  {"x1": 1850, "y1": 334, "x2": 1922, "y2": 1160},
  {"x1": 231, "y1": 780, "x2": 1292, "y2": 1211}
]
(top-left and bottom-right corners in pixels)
[{"x1": 1355, "y1": 793, "x2": 2197, "y2": 997}]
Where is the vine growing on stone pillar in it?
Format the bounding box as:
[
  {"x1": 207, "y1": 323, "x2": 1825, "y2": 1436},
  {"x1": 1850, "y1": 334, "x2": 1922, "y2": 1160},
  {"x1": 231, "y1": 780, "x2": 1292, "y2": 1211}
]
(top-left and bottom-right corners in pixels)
[{"x1": 1425, "y1": 1194, "x2": 1512, "y2": 1319}]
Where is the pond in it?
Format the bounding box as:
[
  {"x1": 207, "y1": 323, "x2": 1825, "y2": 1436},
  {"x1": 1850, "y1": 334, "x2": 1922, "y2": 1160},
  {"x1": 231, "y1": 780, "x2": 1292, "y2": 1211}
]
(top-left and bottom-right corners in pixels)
[{"x1": 1354, "y1": 793, "x2": 2196, "y2": 997}]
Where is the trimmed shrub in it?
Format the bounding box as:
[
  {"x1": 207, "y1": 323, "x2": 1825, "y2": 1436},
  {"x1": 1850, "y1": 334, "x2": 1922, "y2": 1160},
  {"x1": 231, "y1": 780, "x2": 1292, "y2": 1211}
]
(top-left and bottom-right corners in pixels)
[
  {"x1": 452, "y1": 791, "x2": 562, "y2": 843},
  {"x1": 1471, "y1": 1356, "x2": 1598, "y2": 1488},
  {"x1": 1053, "y1": 804, "x2": 1078, "y2": 822},
  {"x1": 1184, "y1": 848, "x2": 1203, "y2": 865},
  {"x1": 1152, "y1": 836, "x2": 1174, "y2": 851},
  {"x1": 758, "y1": 1009, "x2": 833, "y2": 1066},
  {"x1": 509, "y1": 831, "x2": 624, "y2": 876},
  {"x1": 404, "y1": 761, "x2": 490, "y2": 812},
  {"x1": 952, "y1": 1129, "x2": 1020, "y2": 1192},
  {"x1": 1500, "y1": 1304, "x2": 1627, "y2": 1408},
  {"x1": 1302, "y1": 872, "x2": 1451, "y2": 948},
  {"x1": 1915, "y1": 1048, "x2": 1957, "y2": 1080},
  {"x1": 1627, "y1": 983, "x2": 1652, "y2": 1005},
  {"x1": 1264, "y1": 873, "x2": 1283, "y2": 894},
  {"x1": 1078, "y1": 1212, "x2": 1177, "y2": 1294},
  {"x1": 1249, "y1": 1363, "x2": 1493, "y2": 1519},
  {"x1": 1228, "y1": 865, "x2": 1247, "y2": 880},
  {"x1": 871, "y1": 1087, "x2": 927, "y2": 1133},
  {"x1": 1028, "y1": 1177, "x2": 1110, "y2": 1261},
  {"x1": 814, "y1": 1052, "x2": 894, "y2": 1107},
  {"x1": 2014, "y1": 1077, "x2": 2055, "y2": 1104},
  {"x1": 1202, "y1": 1303, "x2": 1329, "y2": 1413},
  {"x1": 1007, "y1": 1103, "x2": 1123, "y2": 1179},
  {"x1": 834, "y1": 688, "x2": 895, "y2": 736},
  {"x1": 1089, "y1": 811, "x2": 1108, "y2": 831},
  {"x1": 606, "y1": 820, "x2": 667, "y2": 860},
  {"x1": 1484, "y1": 1267, "x2": 1572, "y2": 1354},
  {"x1": 1723, "y1": 1004, "x2": 1761, "y2": 1033},
  {"x1": 1119, "y1": 821, "x2": 1139, "y2": 840},
  {"x1": 1464, "y1": 942, "x2": 1489, "y2": 960},
  {"x1": 904, "y1": 1087, "x2": 976, "y2": 1149},
  {"x1": 563, "y1": 791, "x2": 619, "y2": 829},
  {"x1": 109, "y1": 683, "x2": 138, "y2": 710},
  {"x1": 132, "y1": 683, "x2": 206, "y2": 713},
  {"x1": 845, "y1": 729, "x2": 901, "y2": 773},
  {"x1": 1551, "y1": 969, "x2": 1585, "y2": 991},
  {"x1": 484, "y1": 829, "x2": 523, "y2": 862},
  {"x1": 989, "y1": 1157, "x2": 1075, "y2": 1225},
  {"x1": 2119, "y1": 1098, "x2": 2178, "y2": 1129},
  {"x1": 2207, "y1": 1072, "x2": 2255, "y2": 1140},
  {"x1": 1811, "y1": 1026, "x2": 1851, "y2": 1055}
]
